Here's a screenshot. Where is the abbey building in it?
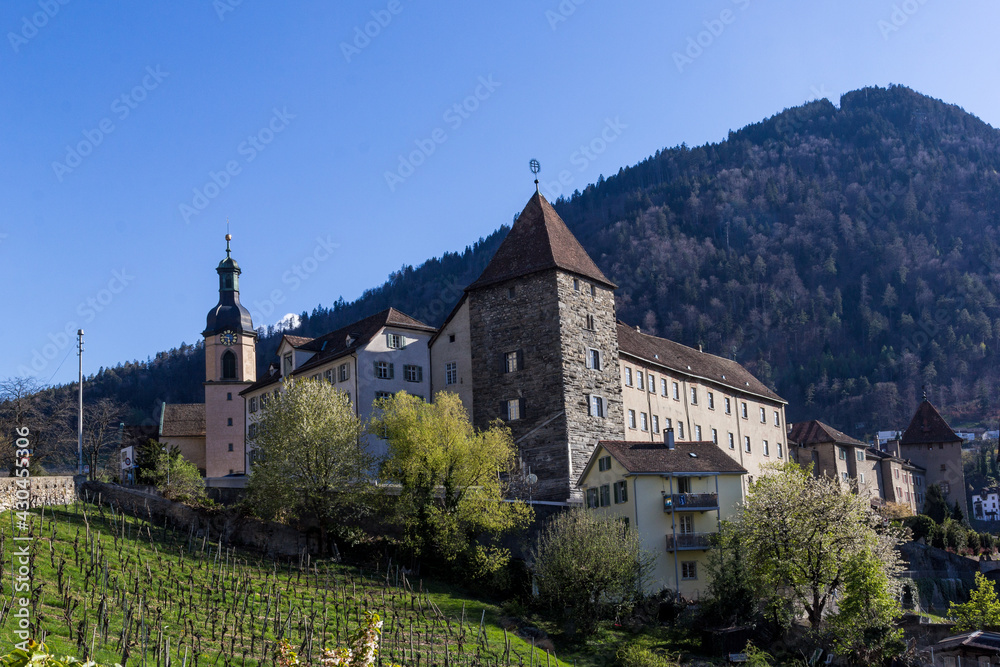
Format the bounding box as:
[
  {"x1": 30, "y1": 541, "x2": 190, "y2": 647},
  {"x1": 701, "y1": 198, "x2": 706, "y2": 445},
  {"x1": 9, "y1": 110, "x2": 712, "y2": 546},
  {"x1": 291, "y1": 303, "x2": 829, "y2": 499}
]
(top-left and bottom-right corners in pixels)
[{"x1": 161, "y1": 190, "x2": 791, "y2": 500}]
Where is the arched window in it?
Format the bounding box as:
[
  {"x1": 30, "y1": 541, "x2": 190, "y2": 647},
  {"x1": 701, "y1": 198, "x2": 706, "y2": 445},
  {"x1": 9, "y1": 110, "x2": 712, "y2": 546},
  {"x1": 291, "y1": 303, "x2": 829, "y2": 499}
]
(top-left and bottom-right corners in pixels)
[{"x1": 222, "y1": 350, "x2": 237, "y2": 380}]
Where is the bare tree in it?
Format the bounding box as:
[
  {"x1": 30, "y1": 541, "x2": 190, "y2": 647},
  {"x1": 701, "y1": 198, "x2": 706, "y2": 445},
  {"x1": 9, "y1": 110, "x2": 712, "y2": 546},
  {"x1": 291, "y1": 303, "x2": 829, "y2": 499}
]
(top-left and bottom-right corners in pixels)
[
  {"x1": 82, "y1": 397, "x2": 126, "y2": 481},
  {"x1": 0, "y1": 376, "x2": 75, "y2": 473}
]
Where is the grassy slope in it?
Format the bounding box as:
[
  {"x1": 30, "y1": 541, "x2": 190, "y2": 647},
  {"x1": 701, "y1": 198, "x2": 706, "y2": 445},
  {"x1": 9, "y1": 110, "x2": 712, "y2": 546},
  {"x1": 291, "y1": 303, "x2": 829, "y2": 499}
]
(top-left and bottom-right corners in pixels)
[{"x1": 0, "y1": 503, "x2": 569, "y2": 666}]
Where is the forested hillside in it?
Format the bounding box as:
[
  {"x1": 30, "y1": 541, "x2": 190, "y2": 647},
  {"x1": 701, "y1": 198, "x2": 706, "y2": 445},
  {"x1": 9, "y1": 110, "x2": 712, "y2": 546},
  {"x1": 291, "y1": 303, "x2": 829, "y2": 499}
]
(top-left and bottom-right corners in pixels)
[{"x1": 54, "y1": 85, "x2": 1000, "y2": 437}]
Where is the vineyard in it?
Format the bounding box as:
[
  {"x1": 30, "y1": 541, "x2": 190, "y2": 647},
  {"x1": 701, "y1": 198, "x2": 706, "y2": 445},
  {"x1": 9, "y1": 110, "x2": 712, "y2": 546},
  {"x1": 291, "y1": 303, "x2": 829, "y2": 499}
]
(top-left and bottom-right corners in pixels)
[{"x1": 0, "y1": 500, "x2": 567, "y2": 667}]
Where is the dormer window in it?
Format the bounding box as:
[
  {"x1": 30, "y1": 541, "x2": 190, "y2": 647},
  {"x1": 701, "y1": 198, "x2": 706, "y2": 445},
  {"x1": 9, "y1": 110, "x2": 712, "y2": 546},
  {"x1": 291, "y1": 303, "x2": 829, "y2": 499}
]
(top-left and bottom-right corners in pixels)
[
  {"x1": 283, "y1": 353, "x2": 293, "y2": 375},
  {"x1": 386, "y1": 333, "x2": 404, "y2": 349}
]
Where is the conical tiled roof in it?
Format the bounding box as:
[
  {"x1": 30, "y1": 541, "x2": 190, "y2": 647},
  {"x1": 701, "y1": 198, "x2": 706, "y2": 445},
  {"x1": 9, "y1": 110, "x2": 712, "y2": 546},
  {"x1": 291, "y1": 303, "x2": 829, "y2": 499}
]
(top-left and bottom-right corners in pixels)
[
  {"x1": 466, "y1": 192, "x2": 615, "y2": 291},
  {"x1": 900, "y1": 399, "x2": 962, "y2": 445}
]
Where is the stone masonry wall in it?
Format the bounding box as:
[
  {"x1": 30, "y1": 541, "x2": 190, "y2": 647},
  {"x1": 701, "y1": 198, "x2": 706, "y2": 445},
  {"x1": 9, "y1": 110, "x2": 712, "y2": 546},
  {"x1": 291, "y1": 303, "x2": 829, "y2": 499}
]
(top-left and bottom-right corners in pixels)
[
  {"x1": 555, "y1": 272, "x2": 625, "y2": 500},
  {"x1": 470, "y1": 272, "x2": 571, "y2": 501},
  {"x1": 0, "y1": 476, "x2": 77, "y2": 512}
]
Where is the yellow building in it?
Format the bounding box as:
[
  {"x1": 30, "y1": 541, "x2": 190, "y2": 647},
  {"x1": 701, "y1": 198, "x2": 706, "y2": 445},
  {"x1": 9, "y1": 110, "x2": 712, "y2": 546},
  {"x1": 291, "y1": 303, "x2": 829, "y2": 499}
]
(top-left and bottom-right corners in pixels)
[{"x1": 577, "y1": 430, "x2": 747, "y2": 598}]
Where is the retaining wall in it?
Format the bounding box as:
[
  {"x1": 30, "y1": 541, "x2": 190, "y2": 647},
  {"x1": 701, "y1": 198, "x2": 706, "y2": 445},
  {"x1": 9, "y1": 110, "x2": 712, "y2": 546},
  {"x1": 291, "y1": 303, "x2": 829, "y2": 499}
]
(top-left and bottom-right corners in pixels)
[{"x1": 0, "y1": 475, "x2": 77, "y2": 512}]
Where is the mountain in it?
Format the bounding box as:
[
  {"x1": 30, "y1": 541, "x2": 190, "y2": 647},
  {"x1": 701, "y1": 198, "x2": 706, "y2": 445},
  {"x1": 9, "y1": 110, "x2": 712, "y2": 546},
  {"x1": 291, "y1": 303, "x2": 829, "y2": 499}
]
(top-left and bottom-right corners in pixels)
[{"x1": 57, "y1": 85, "x2": 1000, "y2": 438}]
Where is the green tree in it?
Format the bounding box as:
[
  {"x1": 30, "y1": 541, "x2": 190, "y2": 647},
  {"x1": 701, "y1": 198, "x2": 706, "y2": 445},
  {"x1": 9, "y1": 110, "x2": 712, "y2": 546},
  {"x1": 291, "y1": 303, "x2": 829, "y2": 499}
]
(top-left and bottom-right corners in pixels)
[
  {"x1": 151, "y1": 445, "x2": 207, "y2": 503},
  {"x1": 924, "y1": 484, "x2": 950, "y2": 524},
  {"x1": 700, "y1": 526, "x2": 762, "y2": 627},
  {"x1": 952, "y1": 501, "x2": 965, "y2": 523},
  {"x1": 531, "y1": 508, "x2": 654, "y2": 631},
  {"x1": 949, "y1": 572, "x2": 1000, "y2": 632},
  {"x1": 906, "y1": 514, "x2": 935, "y2": 542},
  {"x1": 372, "y1": 391, "x2": 532, "y2": 579},
  {"x1": 946, "y1": 519, "x2": 968, "y2": 552},
  {"x1": 828, "y1": 549, "x2": 905, "y2": 664},
  {"x1": 730, "y1": 463, "x2": 905, "y2": 631},
  {"x1": 245, "y1": 378, "x2": 374, "y2": 553}
]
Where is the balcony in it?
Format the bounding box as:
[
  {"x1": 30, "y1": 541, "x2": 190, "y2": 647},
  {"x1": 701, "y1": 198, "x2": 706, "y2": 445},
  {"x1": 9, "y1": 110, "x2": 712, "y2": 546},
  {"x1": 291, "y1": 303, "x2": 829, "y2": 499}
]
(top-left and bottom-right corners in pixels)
[
  {"x1": 665, "y1": 533, "x2": 713, "y2": 551},
  {"x1": 662, "y1": 493, "x2": 719, "y2": 512}
]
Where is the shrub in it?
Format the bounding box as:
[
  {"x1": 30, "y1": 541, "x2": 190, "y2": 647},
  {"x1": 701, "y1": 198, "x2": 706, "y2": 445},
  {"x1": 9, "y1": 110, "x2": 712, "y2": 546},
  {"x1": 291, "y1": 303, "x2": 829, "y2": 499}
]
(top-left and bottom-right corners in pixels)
[
  {"x1": 982, "y1": 532, "x2": 996, "y2": 551},
  {"x1": 615, "y1": 643, "x2": 681, "y2": 667},
  {"x1": 151, "y1": 446, "x2": 207, "y2": 503},
  {"x1": 906, "y1": 514, "x2": 935, "y2": 542},
  {"x1": 968, "y1": 531, "x2": 982, "y2": 553},
  {"x1": 930, "y1": 524, "x2": 946, "y2": 549},
  {"x1": 946, "y1": 520, "x2": 968, "y2": 552}
]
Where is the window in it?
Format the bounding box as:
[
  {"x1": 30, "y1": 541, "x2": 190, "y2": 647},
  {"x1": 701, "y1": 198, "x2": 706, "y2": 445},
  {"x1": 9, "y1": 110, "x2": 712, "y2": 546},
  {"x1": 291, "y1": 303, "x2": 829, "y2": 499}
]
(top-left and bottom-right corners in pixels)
[
  {"x1": 940, "y1": 463, "x2": 947, "y2": 472},
  {"x1": 504, "y1": 398, "x2": 524, "y2": 421},
  {"x1": 386, "y1": 333, "x2": 404, "y2": 349},
  {"x1": 586, "y1": 488, "x2": 598, "y2": 508},
  {"x1": 339, "y1": 363, "x2": 350, "y2": 381},
  {"x1": 248, "y1": 423, "x2": 257, "y2": 438},
  {"x1": 648, "y1": 373, "x2": 654, "y2": 392},
  {"x1": 728, "y1": 433, "x2": 735, "y2": 449},
  {"x1": 725, "y1": 397, "x2": 731, "y2": 414},
  {"x1": 628, "y1": 410, "x2": 636, "y2": 429},
  {"x1": 375, "y1": 391, "x2": 392, "y2": 400},
  {"x1": 613, "y1": 480, "x2": 628, "y2": 504},
  {"x1": 672, "y1": 382, "x2": 680, "y2": 400},
  {"x1": 374, "y1": 361, "x2": 394, "y2": 379},
  {"x1": 591, "y1": 284, "x2": 597, "y2": 297},
  {"x1": 227, "y1": 418, "x2": 233, "y2": 426},
  {"x1": 503, "y1": 350, "x2": 522, "y2": 373},
  {"x1": 773, "y1": 410, "x2": 780, "y2": 426},
  {"x1": 776, "y1": 442, "x2": 783, "y2": 458},
  {"x1": 678, "y1": 422, "x2": 685, "y2": 439},
  {"x1": 249, "y1": 397, "x2": 257, "y2": 413},
  {"x1": 222, "y1": 351, "x2": 237, "y2": 380},
  {"x1": 403, "y1": 364, "x2": 423, "y2": 382},
  {"x1": 664, "y1": 417, "x2": 672, "y2": 432},
  {"x1": 855, "y1": 450, "x2": 864, "y2": 462},
  {"x1": 652, "y1": 415, "x2": 660, "y2": 433},
  {"x1": 588, "y1": 395, "x2": 606, "y2": 418},
  {"x1": 586, "y1": 348, "x2": 602, "y2": 371},
  {"x1": 859, "y1": 473, "x2": 865, "y2": 484},
  {"x1": 694, "y1": 425, "x2": 702, "y2": 440},
  {"x1": 227, "y1": 392, "x2": 232, "y2": 401},
  {"x1": 598, "y1": 455, "x2": 612, "y2": 471},
  {"x1": 711, "y1": 428, "x2": 718, "y2": 444},
  {"x1": 941, "y1": 482, "x2": 951, "y2": 494},
  {"x1": 681, "y1": 561, "x2": 698, "y2": 580},
  {"x1": 744, "y1": 436, "x2": 751, "y2": 453},
  {"x1": 759, "y1": 407, "x2": 766, "y2": 423},
  {"x1": 449, "y1": 333, "x2": 456, "y2": 343},
  {"x1": 640, "y1": 412, "x2": 648, "y2": 431},
  {"x1": 573, "y1": 278, "x2": 580, "y2": 290},
  {"x1": 838, "y1": 447, "x2": 847, "y2": 461},
  {"x1": 624, "y1": 367, "x2": 633, "y2": 386},
  {"x1": 599, "y1": 484, "x2": 611, "y2": 507},
  {"x1": 894, "y1": 468, "x2": 899, "y2": 479},
  {"x1": 660, "y1": 378, "x2": 668, "y2": 396},
  {"x1": 445, "y1": 362, "x2": 458, "y2": 385},
  {"x1": 708, "y1": 392, "x2": 714, "y2": 409},
  {"x1": 677, "y1": 514, "x2": 694, "y2": 533},
  {"x1": 228, "y1": 443, "x2": 234, "y2": 452},
  {"x1": 508, "y1": 286, "x2": 516, "y2": 298},
  {"x1": 311, "y1": 374, "x2": 319, "y2": 381},
  {"x1": 283, "y1": 353, "x2": 293, "y2": 374},
  {"x1": 690, "y1": 387, "x2": 698, "y2": 404},
  {"x1": 325, "y1": 369, "x2": 334, "y2": 383},
  {"x1": 763, "y1": 440, "x2": 769, "y2": 456},
  {"x1": 843, "y1": 472, "x2": 849, "y2": 482},
  {"x1": 585, "y1": 314, "x2": 595, "y2": 330},
  {"x1": 260, "y1": 393, "x2": 268, "y2": 408},
  {"x1": 741, "y1": 402, "x2": 748, "y2": 419},
  {"x1": 637, "y1": 372, "x2": 644, "y2": 391}
]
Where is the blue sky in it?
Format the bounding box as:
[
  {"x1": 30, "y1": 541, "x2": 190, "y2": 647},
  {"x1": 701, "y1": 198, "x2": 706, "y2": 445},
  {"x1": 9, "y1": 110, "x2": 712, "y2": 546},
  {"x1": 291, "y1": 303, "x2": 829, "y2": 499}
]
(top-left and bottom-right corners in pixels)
[{"x1": 3, "y1": 0, "x2": 999, "y2": 386}]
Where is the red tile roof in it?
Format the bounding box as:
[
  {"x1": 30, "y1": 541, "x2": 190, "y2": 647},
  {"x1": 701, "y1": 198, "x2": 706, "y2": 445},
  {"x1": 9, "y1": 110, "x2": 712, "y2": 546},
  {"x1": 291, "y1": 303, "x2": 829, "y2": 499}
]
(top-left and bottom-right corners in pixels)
[
  {"x1": 788, "y1": 420, "x2": 865, "y2": 447},
  {"x1": 616, "y1": 322, "x2": 784, "y2": 403},
  {"x1": 160, "y1": 403, "x2": 205, "y2": 437},
  {"x1": 466, "y1": 192, "x2": 615, "y2": 291},
  {"x1": 900, "y1": 400, "x2": 962, "y2": 445},
  {"x1": 585, "y1": 439, "x2": 748, "y2": 479}
]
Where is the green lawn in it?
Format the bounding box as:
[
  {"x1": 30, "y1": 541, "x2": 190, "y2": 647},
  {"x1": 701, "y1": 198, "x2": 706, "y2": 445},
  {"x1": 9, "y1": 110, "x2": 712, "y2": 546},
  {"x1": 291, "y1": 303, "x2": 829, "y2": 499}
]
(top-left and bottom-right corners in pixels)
[{"x1": 0, "y1": 502, "x2": 571, "y2": 666}]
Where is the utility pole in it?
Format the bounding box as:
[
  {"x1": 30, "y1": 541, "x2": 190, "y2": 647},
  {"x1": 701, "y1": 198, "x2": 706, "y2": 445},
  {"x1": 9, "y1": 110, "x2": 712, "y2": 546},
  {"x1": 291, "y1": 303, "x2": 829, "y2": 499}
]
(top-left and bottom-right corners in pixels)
[{"x1": 77, "y1": 329, "x2": 84, "y2": 476}]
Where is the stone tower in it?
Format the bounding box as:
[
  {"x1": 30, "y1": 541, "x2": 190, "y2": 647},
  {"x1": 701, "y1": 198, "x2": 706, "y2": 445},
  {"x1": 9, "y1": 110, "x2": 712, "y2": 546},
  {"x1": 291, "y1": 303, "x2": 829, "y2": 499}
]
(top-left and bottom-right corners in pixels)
[
  {"x1": 898, "y1": 397, "x2": 968, "y2": 519},
  {"x1": 466, "y1": 192, "x2": 624, "y2": 501},
  {"x1": 203, "y1": 234, "x2": 257, "y2": 478}
]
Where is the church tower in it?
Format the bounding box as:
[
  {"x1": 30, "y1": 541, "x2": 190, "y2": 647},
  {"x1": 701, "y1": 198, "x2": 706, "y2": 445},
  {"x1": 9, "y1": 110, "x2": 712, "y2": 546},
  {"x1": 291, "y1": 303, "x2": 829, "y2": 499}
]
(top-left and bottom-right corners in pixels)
[
  {"x1": 466, "y1": 192, "x2": 625, "y2": 501},
  {"x1": 203, "y1": 233, "x2": 257, "y2": 478}
]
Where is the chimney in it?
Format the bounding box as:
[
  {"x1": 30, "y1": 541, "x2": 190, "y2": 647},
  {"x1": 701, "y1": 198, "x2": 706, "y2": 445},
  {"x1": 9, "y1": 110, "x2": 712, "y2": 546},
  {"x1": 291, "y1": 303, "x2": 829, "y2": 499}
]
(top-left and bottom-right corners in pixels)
[{"x1": 665, "y1": 427, "x2": 675, "y2": 450}]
